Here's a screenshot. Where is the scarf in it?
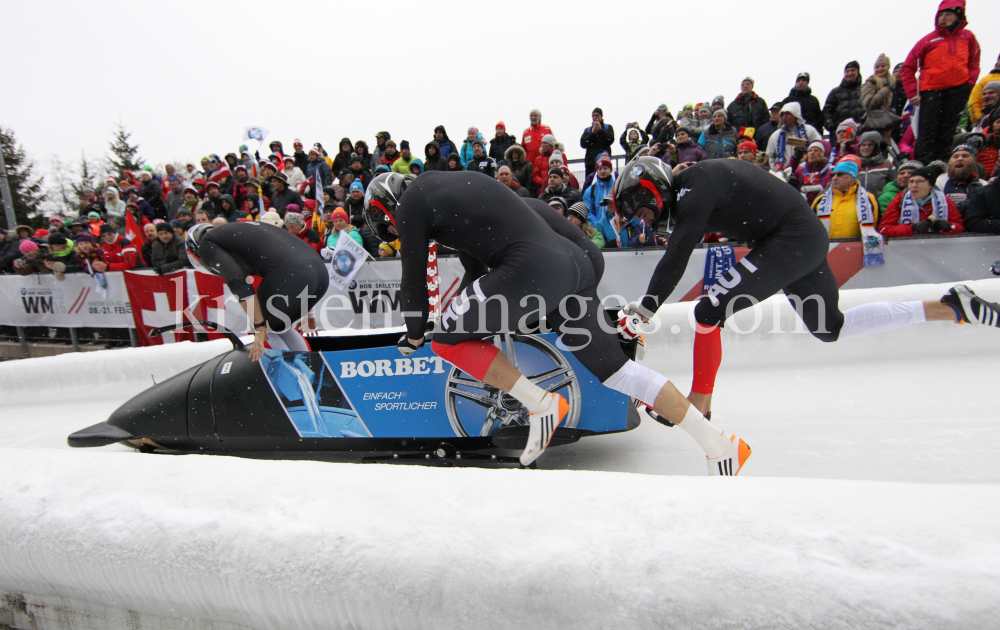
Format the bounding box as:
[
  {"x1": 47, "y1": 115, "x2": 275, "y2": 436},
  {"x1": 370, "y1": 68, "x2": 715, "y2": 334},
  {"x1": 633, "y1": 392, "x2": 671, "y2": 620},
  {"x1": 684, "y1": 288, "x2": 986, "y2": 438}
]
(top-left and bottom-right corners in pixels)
[
  {"x1": 800, "y1": 160, "x2": 831, "y2": 195},
  {"x1": 817, "y1": 184, "x2": 883, "y2": 266},
  {"x1": 899, "y1": 188, "x2": 948, "y2": 224},
  {"x1": 774, "y1": 123, "x2": 806, "y2": 168}
]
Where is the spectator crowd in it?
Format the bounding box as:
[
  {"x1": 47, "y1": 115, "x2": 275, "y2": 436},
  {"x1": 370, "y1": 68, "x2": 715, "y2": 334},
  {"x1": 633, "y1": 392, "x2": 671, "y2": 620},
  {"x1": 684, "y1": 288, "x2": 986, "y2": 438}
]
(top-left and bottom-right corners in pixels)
[{"x1": 2, "y1": 1, "x2": 999, "y2": 285}]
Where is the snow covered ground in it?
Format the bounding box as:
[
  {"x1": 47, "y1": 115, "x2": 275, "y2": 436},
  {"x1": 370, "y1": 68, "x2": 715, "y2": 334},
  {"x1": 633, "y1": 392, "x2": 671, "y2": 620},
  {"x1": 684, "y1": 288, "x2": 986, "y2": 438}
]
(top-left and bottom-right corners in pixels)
[{"x1": 2, "y1": 281, "x2": 999, "y2": 630}]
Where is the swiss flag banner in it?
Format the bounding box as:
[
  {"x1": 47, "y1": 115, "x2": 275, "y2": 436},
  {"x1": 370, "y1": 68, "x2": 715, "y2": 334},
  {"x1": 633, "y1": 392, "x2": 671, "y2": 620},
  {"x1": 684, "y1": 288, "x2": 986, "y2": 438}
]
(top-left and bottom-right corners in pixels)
[
  {"x1": 123, "y1": 271, "x2": 197, "y2": 345},
  {"x1": 123, "y1": 270, "x2": 252, "y2": 345}
]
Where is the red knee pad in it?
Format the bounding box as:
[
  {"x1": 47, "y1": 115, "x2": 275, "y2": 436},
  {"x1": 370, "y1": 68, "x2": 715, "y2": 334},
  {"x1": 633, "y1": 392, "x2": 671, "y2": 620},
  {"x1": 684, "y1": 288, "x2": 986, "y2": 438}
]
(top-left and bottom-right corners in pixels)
[
  {"x1": 431, "y1": 339, "x2": 500, "y2": 381},
  {"x1": 692, "y1": 324, "x2": 722, "y2": 395}
]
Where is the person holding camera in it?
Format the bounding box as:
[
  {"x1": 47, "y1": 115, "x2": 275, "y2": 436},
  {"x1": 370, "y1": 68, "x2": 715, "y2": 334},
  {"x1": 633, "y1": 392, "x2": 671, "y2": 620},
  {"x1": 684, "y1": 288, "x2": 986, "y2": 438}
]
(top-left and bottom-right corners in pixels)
[{"x1": 878, "y1": 163, "x2": 965, "y2": 237}]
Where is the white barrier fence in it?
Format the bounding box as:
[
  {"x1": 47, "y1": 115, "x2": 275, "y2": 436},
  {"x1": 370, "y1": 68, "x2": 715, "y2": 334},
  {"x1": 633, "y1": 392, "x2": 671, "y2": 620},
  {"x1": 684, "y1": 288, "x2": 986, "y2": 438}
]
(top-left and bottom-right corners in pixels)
[{"x1": 1, "y1": 235, "x2": 997, "y2": 342}]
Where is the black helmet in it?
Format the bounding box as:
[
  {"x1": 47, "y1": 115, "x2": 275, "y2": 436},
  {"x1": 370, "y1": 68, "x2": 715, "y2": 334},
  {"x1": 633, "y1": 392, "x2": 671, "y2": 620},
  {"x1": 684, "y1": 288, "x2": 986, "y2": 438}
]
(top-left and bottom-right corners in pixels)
[
  {"x1": 184, "y1": 223, "x2": 218, "y2": 275},
  {"x1": 612, "y1": 156, "x2": 675, "y2": 232},
  {"x1": 364, "y1": 172, "x2": 410, "y2": 242}
]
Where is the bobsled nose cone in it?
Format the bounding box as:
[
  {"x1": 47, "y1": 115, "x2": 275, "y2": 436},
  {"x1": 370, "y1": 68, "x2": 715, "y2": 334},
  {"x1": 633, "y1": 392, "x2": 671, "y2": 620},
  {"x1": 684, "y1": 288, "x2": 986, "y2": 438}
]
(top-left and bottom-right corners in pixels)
[{"x1": 68, "y1": 422, "x2": 134, "y2": 448}]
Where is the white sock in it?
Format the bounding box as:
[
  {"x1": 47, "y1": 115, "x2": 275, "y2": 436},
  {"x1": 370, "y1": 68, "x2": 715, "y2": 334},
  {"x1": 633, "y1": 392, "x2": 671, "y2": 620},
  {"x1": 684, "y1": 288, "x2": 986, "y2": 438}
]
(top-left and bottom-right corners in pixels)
[
  {"x1": 838, "y1": 301, "x2": 926, "y2": 341},
  {"x1": 508, "y1": 376, "x2": 549, "y2": 414},
  {"x1": 678, "y1": 405, "x2": 730, "y2": 458}
]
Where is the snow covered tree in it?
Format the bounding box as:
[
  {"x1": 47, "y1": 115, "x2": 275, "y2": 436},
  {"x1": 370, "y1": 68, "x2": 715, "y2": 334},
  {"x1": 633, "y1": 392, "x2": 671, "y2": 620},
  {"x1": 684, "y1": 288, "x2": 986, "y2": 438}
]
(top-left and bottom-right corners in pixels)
[
  {"x1": 108, "y1": 121, "x2": 144, "y2": 176},
  {"x1": 0, "y1": 126, "x2": 46, "y2": 230}
]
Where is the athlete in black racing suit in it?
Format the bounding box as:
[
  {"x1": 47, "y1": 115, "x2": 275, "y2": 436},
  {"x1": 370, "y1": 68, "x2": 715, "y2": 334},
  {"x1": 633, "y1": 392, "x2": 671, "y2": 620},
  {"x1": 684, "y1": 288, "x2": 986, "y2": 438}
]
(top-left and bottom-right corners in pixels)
[
  {"x1": 615, "y1": 158, "x2": 1000, "y2": 418},
  {"x1": 365, "y1": 170, "x2": 750, "y2": 472},
  {"x1": 186, "y1": 222, "x2": 329, "y2": 360}
]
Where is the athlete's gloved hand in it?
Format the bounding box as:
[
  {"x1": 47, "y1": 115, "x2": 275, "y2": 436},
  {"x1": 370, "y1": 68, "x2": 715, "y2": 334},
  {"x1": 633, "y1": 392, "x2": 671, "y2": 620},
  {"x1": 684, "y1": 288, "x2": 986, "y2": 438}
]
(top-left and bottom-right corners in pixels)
[
  {"x1": 397, "y1": 335, "x2": 423, "y2": 356},
  {"x1": 911, "y1": 219, "x2": 932, "y2": 234},
  {"x1": 623, "y1": 301, "x2": 643, "y2": 317},
  {"x1": 929, "y1": 219, "x2": 953, "y2": 233},
  {"x1": 617, "y1": 311, "x2": 643, "y2": 340}
]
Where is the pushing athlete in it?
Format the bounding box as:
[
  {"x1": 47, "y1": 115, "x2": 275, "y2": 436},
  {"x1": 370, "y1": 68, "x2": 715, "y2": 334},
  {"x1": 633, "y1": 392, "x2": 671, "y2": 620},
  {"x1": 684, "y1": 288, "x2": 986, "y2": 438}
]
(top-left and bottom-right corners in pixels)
[
  {"x1": 613, "y1": 157, "x2": 1000, "y2": 418},
  {"x1": 184, "y1": 222, "x2": 329, "y2": 361},
  {"x1": 363, "y1": 171, "x2": 750, "y2": 474}
]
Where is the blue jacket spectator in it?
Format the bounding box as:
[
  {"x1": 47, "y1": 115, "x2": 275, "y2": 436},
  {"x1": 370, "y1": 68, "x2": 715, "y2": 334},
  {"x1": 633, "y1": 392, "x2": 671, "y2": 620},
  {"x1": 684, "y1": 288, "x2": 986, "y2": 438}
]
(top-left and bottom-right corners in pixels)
[
  {"x1": 459, "y1": 127, "x2": 485, "y2": 167},
  {"x1": 582, "y1": 156, "x2": 616, "y2": 223},
  {"x1": 434, "y1": 125, "x2": 458, "y2": 158},
  {"x1": 699, "y1": 110, "x2": 739, "y2": 159}
]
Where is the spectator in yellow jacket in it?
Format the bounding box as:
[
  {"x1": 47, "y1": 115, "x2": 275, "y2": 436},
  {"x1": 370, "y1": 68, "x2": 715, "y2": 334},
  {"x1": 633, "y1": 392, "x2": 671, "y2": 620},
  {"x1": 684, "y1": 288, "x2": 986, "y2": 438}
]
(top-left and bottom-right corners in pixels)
[{"x1": 811, "y1": 159, "x2": 880, "y2": 238}]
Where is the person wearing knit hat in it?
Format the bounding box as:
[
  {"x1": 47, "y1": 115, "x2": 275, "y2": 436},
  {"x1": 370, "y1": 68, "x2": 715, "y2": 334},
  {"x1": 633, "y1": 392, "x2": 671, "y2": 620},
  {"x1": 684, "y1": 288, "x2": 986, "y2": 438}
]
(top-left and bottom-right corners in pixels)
[
  {"x1": 702, "y1": 108, "x2": 739, "y2": 160},
  {"x1": 790, "y1": 139, "x2": 834, "y2": 204},
  {"x1": 259, "y1": 210, "x2": 284, "y2": 228},
  {"x1": 736, "y1": 141, "x2": 757, "y2": 162},
  {"x1": 489, "y1": 122, "x2": 517, "y2": 164},
  {"x1": 728, "y1": 76, "x2": 770, "y2": 130},
  {"x1": 971, "y1": 80, "x2": 1000, "y2": 131},
  {"x1": 324, "y1": 207, "x2": 363, "y2": 250},
  {"x1": 936, "y1": 143, "x2": 986, "y2": 206},
  {"x1": 710, "y1": 95, "x2": 725, "y2": 112},
  {"x1": 808, "y1": 156, "x2": 880, "y2": 241},
  {"x1": 459, "y1": 127, "x2": 483, "y2": 168},
  {"x1": 877, "y1": 160, "x2": 924, "y2": 210},
  {"x1": 878, "y1": 161, "x2": 965, "y2": 239}
]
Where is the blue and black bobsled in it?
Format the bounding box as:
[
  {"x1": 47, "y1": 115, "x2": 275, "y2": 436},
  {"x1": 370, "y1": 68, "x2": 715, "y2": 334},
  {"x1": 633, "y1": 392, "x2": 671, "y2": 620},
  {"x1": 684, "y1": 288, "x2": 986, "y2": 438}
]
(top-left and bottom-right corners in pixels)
[{"x1": 68, "y1": 322, "x2": 639, "y2": 464}]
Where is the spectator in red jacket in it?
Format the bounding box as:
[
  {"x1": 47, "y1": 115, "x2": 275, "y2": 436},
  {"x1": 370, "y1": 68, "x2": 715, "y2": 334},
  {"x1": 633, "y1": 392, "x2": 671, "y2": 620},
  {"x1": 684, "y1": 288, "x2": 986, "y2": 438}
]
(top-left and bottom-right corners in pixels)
[
  {"x1": 93, "y1": 224, "x2": 140, "y2": 271},
  {"x1": 900, "y1": 0, "x2": 981, "y2": 165},
  {"x1": 879, "y1": 164, "x2": 965, "y2": 237},
  {"x1": 792, "y1": 140, "x2": 834, "y2": 205},
  {"x1": 522, "y1": 108, "x2": 553, "y2": 166},
  {"x1": 531, "y1": 134, "x2": 557, "y2": 192}
]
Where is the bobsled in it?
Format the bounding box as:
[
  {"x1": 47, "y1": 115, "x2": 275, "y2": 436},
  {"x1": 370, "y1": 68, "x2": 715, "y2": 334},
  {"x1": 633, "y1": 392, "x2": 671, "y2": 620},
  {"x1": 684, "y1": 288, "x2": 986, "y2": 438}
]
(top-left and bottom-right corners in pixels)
[{"x1": 68, "y1": 322, "x2": 640, "y2": 464}]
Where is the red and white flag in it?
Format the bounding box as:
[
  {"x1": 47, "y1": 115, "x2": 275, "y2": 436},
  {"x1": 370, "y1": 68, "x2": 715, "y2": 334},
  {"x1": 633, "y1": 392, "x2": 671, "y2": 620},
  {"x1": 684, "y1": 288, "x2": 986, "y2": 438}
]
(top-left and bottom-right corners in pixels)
[
  {"x1": 209, "y1": 164, "x2": 232, "y2": 183},
  {"x1": 124, "y1": 211, "x2": 146, "y2": 265}
]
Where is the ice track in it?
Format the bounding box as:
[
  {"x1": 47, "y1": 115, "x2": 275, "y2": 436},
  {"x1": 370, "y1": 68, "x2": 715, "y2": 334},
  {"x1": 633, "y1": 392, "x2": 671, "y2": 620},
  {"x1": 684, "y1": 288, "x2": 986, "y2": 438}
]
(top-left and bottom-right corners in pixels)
[{"x1": 1, "y1": 281, "x2": 999, "y2": 630}]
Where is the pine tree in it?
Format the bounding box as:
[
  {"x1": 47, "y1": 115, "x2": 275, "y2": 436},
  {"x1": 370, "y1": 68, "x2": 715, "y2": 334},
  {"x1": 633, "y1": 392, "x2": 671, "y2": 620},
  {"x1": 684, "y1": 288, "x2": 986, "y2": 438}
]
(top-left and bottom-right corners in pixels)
[
  {"x1": 70, "y1": 151, "x2": 98, "y2": 200},
  {"x1": 0, "y1": 126, "x2": 46, "y2": 230},
  {"x1": 107, "y1": 120, "x2": 144, "y2": 176}
]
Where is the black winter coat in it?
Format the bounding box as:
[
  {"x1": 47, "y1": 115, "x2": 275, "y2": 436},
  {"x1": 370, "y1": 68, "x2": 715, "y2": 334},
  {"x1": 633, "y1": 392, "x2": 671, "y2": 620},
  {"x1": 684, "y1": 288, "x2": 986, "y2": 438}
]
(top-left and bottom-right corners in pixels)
[
  {"x1": 150, "y1": 235, "x2": 190, "y2": 273},
  {"x1": 781, "y1": 87, "x2": 824, "y2": 132},
  {"x1": 962, "y1": 181, "x2": 1000, "y2": 234},
  {"x1": 0, "y1": 234, "x2": 21, "y2": 273},
  {"x1": 726, "y1": 93, "x2": 770, "y2": 130},
  {"x1": 139, "y1": 180, "x2": 167, "y2": 219},
  {"x1": 580, "y1": 123, "x2": 615, "y2": 174},
  {"x1": 823, "y1": 78, "x2": 865, "y2": 136},
  {"x1": 489, "y1": 134, "x2": 518, "y2": 165},
  {"x1": 345, "y1": 197, "x2": 366, "y2": 228},
  {"x1": 466, "y1": 155, "x2": 497, "y2": 178},
  {"x1": 269, "y1": 187, "x2": 304, "y2": 216}
]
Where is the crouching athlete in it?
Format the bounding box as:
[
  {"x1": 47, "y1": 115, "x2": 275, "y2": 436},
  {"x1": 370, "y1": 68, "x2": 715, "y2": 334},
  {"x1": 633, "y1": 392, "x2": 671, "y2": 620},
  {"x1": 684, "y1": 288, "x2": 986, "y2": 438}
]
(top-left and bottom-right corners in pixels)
[
  {"x1": 614, "y1": 157, "x2": 1000, "y2": 418},
  {"x1": 364, "y1": 171, "x2": 750, "y2": 473},
  {"x1": 185, "y1": 222, "x2": 329, "y2": 361}
]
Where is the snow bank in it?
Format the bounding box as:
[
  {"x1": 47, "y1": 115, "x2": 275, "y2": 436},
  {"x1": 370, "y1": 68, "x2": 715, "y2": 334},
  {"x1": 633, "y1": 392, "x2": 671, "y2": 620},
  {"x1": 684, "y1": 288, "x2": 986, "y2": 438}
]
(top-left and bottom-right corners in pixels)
[
  {"x1": 2, "y1": 281, "x2": 999, "y2": 629},
  {"x1": 3, "y1": 451, "x2": 999, "y2": 630}
]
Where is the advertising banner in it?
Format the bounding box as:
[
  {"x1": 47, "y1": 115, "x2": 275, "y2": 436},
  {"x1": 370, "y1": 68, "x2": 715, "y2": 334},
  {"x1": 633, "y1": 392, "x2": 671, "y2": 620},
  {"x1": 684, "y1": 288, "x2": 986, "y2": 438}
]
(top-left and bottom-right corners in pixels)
[
  {"x1": 256, "y1": 333, "x2": 629, "y2": 440},
  {"x1": 0, "y1": 272, "x2": 132, "y2": 328}
]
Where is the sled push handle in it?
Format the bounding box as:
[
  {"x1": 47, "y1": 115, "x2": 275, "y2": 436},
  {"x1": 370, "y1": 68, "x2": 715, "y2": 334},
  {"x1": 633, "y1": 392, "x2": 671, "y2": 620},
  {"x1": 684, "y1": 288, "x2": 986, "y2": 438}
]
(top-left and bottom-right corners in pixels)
[{"x1": 148, "y1": 320, "x2": 246, "y2": 350}]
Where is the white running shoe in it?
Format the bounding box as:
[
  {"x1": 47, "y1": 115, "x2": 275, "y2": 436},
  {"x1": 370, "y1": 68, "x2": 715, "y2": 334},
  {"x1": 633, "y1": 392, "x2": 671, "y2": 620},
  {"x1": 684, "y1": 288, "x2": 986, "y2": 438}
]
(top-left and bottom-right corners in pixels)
[
  {"x1": 519, "y1": 393, "x2": 569, "y2": 467},
  {"x1": 707, "y1": 435, "x2": 752, "y2": 476},
  {"x1": 941, "y1": 285, "x2": 1000, "y2": 327}
]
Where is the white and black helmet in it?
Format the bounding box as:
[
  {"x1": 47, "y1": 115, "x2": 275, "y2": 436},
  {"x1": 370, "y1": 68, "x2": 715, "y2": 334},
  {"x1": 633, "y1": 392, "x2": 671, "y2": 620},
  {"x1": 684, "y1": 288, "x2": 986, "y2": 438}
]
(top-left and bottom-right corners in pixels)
[{"x1": 363, "y1": 172, "x2": 411, "y2": 242}]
